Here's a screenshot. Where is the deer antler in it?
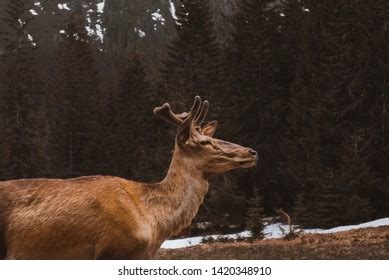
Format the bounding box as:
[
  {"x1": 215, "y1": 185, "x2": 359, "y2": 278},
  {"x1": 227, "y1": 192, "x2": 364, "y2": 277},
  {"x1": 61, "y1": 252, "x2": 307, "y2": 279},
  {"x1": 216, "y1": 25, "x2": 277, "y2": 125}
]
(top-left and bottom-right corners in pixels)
[
  {"x1": 153, "y1": 103, "x2": 189, "y2": 127},
  {"x1": 153, "y1": 96, "x2": 209, "y2": 129},
  {"x1": 155, "y1": 96, "x2": 210, "y2": 147},
  {"x1": 193, "y1": 99, "x2": 209, "y2": 128}
]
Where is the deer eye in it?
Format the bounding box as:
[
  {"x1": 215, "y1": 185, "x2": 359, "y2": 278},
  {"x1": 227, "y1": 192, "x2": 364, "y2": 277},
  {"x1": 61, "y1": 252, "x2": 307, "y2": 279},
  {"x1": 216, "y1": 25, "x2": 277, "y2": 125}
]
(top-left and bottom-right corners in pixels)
[{"x1": 199, "y1": 140, "x2": 211, "y2": 146}]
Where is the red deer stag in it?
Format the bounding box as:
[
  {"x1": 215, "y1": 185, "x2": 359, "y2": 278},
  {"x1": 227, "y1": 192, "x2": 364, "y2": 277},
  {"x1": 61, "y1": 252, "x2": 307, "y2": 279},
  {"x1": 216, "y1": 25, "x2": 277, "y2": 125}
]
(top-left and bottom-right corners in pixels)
[{"x1": 0, "y1": 96, "x2": 258, "y2": 259}]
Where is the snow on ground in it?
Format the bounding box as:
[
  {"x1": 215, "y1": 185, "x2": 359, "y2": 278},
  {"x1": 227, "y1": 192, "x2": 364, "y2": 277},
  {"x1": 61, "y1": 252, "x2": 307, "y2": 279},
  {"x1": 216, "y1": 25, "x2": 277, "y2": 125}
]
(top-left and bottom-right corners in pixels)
[
  {"x1": 162, "y1": 231, "x2": 251, "y2": 249},
  {"x1": 161, "y1": 218, "x2": 389, "y2": 249},
  {"x1": 304, "y1": 217, "x2": 389, "y2": 234},
  {"x1": 263, "y1": 223, "x2": 289, "y2": 239}
]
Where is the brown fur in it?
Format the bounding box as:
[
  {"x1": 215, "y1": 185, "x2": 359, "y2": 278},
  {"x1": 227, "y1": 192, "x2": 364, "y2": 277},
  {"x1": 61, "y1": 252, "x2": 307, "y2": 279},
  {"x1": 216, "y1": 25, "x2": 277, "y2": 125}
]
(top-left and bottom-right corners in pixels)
[{"x1": 0, "y1": 97, "x2": 257, "y2": 259}]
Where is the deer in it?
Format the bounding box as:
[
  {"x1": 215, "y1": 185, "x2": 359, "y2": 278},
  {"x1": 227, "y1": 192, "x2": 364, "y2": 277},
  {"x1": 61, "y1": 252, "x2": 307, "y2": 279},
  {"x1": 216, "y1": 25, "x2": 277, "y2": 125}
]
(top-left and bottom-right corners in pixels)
[{"x1": 0, "y1": 96, "x2": 258, "y2": 259}]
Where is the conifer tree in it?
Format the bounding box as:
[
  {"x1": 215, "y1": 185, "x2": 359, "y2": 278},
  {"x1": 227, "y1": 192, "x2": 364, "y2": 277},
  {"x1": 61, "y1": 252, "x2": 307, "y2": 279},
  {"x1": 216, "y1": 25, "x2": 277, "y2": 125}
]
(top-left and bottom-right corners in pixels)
[
  {"x1": 225, "y1": 0, "x2": 293, "y2": 211},
  {"x1": 114, "y1": 51, "x2": 159, "y2": 180},
  {"x1": 282, "y1": 3, "x2": 342, "y2": 224},
  {"x1": 293, "y1": 164, "x2": 373, "y2": 229},
  {"x1": 246, "y1": 186, "x2": 266, "y2": 239},
  {"x1": 356, "y1": 0, "x2": 389, "y2": 215},
  {"x1": 53, "y1": 9, "x2": 102, "y2": 177},
  {"x1": 0, "y1": 0, "x2": 48, "y2": 180},
  {"x1": 199, "y1": 174, "x2": 248, "y2": 226},
  {"x1": 159, "y1": 0, "x2": 222, "y2": 106},
  {"x1": 286, "y1": 0, "x2": 383, "y2": 227}
]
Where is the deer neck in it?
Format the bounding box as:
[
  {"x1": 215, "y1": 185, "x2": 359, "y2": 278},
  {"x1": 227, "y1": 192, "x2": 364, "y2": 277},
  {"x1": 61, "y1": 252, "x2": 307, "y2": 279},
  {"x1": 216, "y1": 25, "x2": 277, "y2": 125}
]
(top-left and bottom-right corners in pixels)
[{"x1": 144, "y1": 147, "x2": 209, "y2": 239}]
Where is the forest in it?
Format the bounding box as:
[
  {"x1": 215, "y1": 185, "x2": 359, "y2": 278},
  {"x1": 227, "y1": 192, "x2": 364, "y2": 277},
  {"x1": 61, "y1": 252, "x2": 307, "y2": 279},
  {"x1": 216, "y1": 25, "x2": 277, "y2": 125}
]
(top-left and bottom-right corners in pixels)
[{"x1": 0, "y1": 0, "x2": 388, "y2": 232}]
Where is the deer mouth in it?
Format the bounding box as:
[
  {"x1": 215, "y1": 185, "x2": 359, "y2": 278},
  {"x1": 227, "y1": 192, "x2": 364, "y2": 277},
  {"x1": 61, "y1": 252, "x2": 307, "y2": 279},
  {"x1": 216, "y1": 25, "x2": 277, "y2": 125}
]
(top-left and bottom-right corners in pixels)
[
  {"x1": 211, "y1": 154, "x2": 258, "y2": 168},
  {"x1": 237, "y1": 158, "x2": 258, "y2": 168}
]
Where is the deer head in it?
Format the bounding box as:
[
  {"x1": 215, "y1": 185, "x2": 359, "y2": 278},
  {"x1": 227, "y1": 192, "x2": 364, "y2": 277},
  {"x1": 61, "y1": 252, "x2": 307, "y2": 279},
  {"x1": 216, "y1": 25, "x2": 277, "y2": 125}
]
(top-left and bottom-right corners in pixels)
[{"x1": 154, "y1": 96, "x2": 258, "y2": 176}]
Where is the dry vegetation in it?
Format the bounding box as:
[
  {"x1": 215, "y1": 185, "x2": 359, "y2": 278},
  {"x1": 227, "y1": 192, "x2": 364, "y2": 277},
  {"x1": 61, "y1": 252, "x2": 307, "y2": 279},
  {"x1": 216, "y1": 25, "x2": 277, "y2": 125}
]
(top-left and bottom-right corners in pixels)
[{"x1": 157, "y1": 227, "x2": 389, "y2": 260}]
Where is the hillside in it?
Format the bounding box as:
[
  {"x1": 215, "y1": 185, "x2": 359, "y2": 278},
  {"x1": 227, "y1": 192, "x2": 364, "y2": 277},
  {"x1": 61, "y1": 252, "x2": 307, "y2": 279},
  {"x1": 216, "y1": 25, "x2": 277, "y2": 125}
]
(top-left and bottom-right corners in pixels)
[{"x1": 157, "y1": 226, "x2": 389, "y2": 259}]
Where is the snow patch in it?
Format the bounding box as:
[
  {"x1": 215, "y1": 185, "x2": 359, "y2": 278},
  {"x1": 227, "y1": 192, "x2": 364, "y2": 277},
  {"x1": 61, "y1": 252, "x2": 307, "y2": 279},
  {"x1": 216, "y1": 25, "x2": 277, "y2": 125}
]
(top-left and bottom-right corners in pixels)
[
  {"x1": 168, "y1": 0, "x2": 181, "y2": 25},
  {"x1": 151, "y1": 9, "x2": 166, "y2": 25},
  {"x1": 95, "y1": 24, "x2": 103, "y2": 41},
  {"x1": 134, "y1": 28, "x2": 146, "y2": 38},
  {"x1": 30, "y1": 9, "x2": 38, "y2": 16},
  {"x1": 304, "y1": 218, "x2": 389, "y2": 234},
  {"x1": 85, "y1": 6, "x2": 104, "y2": 42},
  {"x1": 27, "y1": 34, "x2": 37, "y2": 46},
  {"x1": 263, "y1": 223, "x2": 289, "y2": 239},
  {"x1": 162, "y1": 231, "x2": 251, "y2": 249},
  {"x1": 169, "y1": 0, "x2": 178, "y2": 20},
  {"x1": 58, "y1": 3, "x2": 70, "y2": 11},
  {"x1": 161, "y1": 218, "x2": 389, "y2": 249},
  {"x1": 97, "y1": 1, "x2": 105, "y2": 14},
  {"x1": 85, "y1": 26, "x2": 91, "y2": 34}
]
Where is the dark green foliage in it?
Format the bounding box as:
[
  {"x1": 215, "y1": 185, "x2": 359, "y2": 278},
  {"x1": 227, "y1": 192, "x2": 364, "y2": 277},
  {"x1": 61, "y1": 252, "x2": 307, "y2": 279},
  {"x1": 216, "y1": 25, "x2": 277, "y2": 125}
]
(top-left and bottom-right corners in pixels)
[
  {"x1": 52, "y1": 10, "x2": 103, "y2": 177},
  {"x1": 160, "y1": 0, "x2": 222, "y2": 106},
  {"x1": 225, "y1": 0, "x2": 297, "y2": 211},
  {"x1": 198, "y1": 174, "x2": 248, "y2": 226},
  {"x1": 293, "y1": 171, "x2": 373, "y2": 229},
  {"x1": 0, "y1": 0, "x2": 49, "y2": 180},
  {"x1": 285, "y1": 0, "x2": 386, "y2": 228},
  {"x1": 246, "y1": 187, "x2": 266, "y2": 239},
  {"x1": 113, "y1": 51, "x2": 161, "y2": 181}
]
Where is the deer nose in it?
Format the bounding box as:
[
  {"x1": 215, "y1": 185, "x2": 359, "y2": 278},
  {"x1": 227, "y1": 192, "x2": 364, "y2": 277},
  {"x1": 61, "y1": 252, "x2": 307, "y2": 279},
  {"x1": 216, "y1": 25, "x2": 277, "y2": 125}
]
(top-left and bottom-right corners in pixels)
[{"x1": 248, "y1": 149, "x2": 258, "y2": 157}]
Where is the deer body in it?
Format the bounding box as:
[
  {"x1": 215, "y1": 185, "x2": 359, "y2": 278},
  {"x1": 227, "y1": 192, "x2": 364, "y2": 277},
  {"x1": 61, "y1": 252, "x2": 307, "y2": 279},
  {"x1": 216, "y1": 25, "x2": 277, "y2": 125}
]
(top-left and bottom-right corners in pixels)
[
  {"x1": 0, "y1": 96, "x2": 257, "y2": 259},
  {"x1": 1, "y1": 176, "x2": 153, "y2": 259},
  {"x1": 0, "y1": 153, "x2": 208, "y2": 260}
]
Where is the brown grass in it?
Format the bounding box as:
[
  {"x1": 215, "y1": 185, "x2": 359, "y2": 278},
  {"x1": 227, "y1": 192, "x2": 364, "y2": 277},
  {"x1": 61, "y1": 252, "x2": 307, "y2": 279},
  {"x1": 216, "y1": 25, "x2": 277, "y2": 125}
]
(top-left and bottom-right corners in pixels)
[{"x1": 156, "y1": 226, "x2": 389, "y2": 260}]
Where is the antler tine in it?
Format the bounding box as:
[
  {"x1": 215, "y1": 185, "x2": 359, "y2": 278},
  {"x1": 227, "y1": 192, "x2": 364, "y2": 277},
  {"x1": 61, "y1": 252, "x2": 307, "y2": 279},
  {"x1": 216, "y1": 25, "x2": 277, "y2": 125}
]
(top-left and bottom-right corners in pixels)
[
  {"x1": 190, "y1": 96, "x2": 202, "y2": 120},
  {"x1": 177, "y1": 96, "x2": 201, "y2": 134},
  {"x1": 194, "y1": 100, "x2": 209, "y2": 127},
  {"x1": 154, "y1": 103, "x2": 189, "y2": 127},
  {"x1": 155, "y1": 96, "x2": 203, "y2": 130}
]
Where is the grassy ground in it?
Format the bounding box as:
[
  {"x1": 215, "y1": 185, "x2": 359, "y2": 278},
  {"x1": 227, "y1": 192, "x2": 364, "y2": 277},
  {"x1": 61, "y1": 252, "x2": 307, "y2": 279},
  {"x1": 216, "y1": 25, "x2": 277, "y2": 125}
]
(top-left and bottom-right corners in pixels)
[{"x1": 157, "y1": 226, "x2": 389, "y2": 260}]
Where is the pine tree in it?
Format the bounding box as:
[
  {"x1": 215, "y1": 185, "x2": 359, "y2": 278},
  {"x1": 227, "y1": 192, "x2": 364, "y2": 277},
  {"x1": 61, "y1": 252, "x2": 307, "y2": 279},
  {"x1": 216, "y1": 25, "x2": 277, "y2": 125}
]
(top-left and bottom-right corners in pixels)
[
  {"x1": 246, "y1": 186, "x2": 266, "y2": 239},
  {"x1": 114, "y1": 51, "x2": 159, "y2": 180},
  {"x1": 356, "y1": 0, "x2": 389, "y2": 216},
  {"x1": 198, "y1": 174, "x2": 248, "y2": 227},
  {"x1": 286, "y1": 0, "x2": 383, "y2": 227},
  {"x1": 338, "y1": 131, "x2": 376, "y2": 219},
  {"x1": 0, "y1": 0, "x2": 49, "y2": 180},
  {"x1": 159, "y1": 0, "x2": 222, "y2": 106},
  {"x1": 225, "y1": 0, "x2": 295, "y2": 211},
  {"x1": 323, "y1": 0, "x2": 387, "y2": 220},
  {"x1": 52, "y1": 9, "x2": 102, "y2": 177},
  {"x1": 293, "y1": 164, "x2": 373, "y2": 229},
  {"x1": 282, "y1": 3, "x2": 336, "y2": 226}
]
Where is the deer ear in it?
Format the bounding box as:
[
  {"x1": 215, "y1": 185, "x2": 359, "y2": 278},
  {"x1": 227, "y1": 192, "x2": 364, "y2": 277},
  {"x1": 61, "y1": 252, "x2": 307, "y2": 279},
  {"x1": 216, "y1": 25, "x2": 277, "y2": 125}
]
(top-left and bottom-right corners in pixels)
[{"x1": 201, "y1": 121, "x2": 217, "y2": 137}]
